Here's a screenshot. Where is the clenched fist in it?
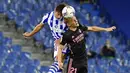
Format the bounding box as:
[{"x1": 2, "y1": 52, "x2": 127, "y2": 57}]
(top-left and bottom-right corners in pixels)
[
  {"x1": 105, "y1": 26, "x2": 116, "y2": 32},
  {"x1": 23, "y1": 32, "x2": 32, "y2": 37}
]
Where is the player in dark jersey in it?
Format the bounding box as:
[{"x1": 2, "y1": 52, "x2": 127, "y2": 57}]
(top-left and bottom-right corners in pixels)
[{"x1": 57, "y1": 16, "x2": 116, "y2": 73}]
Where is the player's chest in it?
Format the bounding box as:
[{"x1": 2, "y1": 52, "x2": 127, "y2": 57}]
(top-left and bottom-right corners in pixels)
[
  {"x1": 48, "y1": 20, "x2": 66, "y2": 32},
  {"x1": 70, "y1": 29, "x2": 85, "y2": 43}
]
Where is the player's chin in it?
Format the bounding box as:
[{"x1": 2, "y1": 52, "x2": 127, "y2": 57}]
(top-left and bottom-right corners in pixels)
[
  {"x1": 75, "y1": 24, "x2": 79, "y2": 27},
  {"x1": 71, "y1": 26, "x2": 77, "y2": 28}
]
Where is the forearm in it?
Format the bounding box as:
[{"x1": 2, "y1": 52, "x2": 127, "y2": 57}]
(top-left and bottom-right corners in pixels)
[
  {"x1": 57, "y1": 45, "x2": 64, "y2": 63},
  {"x1": 30, "y1": 23, "x2": 44, "y2": 36},
  {"x1": 90, "y1": 26, "x2": 107, "y2": 31},
  {"x1": 55, "y1": 39, "x2": 65, "y2": 62}
]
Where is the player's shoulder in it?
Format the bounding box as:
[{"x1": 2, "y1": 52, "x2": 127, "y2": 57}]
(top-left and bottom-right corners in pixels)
[
  {"x1": 78, "y1": 24, "x2": 85, "y2": 28},
  {"x1": 62, "y1": 30, "x2": 72, "y2": 36},
  {"x1": 78, "y1": 24, "x2": 88, "y2": 31},
  {"x1": 43, "y1": 11, "x2": 54, "y2": 17},
  {"x1": 47, "y1": 11, "x2": 54, "y2": 15}
]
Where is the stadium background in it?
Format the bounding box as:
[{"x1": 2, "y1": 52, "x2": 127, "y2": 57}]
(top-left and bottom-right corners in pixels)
[{"x1": 0, "y1": 0, "x2": 130, "y2": 73}]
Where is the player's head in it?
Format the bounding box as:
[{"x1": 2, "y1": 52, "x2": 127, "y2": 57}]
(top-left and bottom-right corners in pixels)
[
  {"x1": 54, "y1": 3, "x2": 67, "y2": 19},
  {"x1": 64, "y1": 16, "x2": 79, "y2": 28}
]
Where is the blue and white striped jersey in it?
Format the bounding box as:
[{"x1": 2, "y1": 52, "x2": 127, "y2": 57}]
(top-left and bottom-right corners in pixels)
[{"x1": 41, "y1": 11, "x2": 68, "y2": 40}]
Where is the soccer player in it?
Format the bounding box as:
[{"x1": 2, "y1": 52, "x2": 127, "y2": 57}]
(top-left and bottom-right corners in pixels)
[
  {"x1": 23, "y1": 3, "x2": 70, "y2": 73},
  {"x1": 57, "y1": 16, "x2": 116, "y2": 73}
]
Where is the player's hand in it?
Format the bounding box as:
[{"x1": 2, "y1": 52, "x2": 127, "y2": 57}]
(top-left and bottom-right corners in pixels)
[
  {"x1": 23, "y1": 32, "x2": 32, "y2": 37},
  {"x1": 106, "y1": 26, "x2": 116, "y2": 32},
  {"x1": 58, "y1": 62, "x2": 64, "y2": 70}
]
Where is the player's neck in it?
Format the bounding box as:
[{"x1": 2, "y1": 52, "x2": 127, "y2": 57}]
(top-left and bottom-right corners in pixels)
[{"x1": 69, "y1": 27, "x2": 77, "y2": 31}]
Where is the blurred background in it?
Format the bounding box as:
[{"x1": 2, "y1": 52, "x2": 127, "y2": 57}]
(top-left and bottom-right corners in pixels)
[{"x1": 0, "y1": 0, "x2": 130, "y2": 73}]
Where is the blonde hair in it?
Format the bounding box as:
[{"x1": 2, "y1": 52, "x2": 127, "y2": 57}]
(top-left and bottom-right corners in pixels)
[{"x1": 64, "y1": 17, "x2": 72, "y2": 25}]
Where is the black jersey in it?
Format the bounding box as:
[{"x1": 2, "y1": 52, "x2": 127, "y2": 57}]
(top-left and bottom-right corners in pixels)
[{"x1": 60, "y1": 25, "x2": 88, "y2": 60}]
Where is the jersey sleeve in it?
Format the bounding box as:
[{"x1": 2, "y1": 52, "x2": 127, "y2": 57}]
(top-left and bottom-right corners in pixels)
[
  {"x1": 40, "y1": 13, "x2": 49, "y2": 24},
  {"x1": 79, "y1": 24, "x2": 88, "y2": 31},
  {"x1": 60, "y1": 33, "x2": 68, "y2": 45}
]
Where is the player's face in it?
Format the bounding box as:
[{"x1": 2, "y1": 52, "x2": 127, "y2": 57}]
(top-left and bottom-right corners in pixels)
[
  {"x1": 54, "y1": 11, "x2": 62, "y2": 19},
  {"x1": 67, "y1": 16, "x2": 79, "y2": 28}
]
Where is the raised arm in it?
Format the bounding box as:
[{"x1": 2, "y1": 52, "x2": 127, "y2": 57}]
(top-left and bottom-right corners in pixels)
[
  {"x1": 87, "y1": 26, "x2": 116, "y2": 32},
  {"x1": 23, "y1": 12, "x2": 49, "y2": 37},
  {"x1": 23, "y1": 23, "x2": 44, "y2": 37}
]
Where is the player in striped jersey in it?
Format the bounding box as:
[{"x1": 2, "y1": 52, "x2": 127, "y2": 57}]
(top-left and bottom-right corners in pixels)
[{"x1": 23, "y1": 3, "x2": 70, "y2": 73}]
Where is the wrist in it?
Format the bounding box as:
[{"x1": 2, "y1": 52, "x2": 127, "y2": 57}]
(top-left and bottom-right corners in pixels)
[{"x1": 29, "y1": 32, "x2": 34, "y2": 36}]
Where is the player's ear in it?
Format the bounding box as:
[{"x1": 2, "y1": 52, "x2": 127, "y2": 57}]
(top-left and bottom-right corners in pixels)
[
  {"x1": 58, "y1": 12, "x2": 62, "y2": 16},
  {"x1": 67, "y1": 21, "x2": 71, "y2": 26}
]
